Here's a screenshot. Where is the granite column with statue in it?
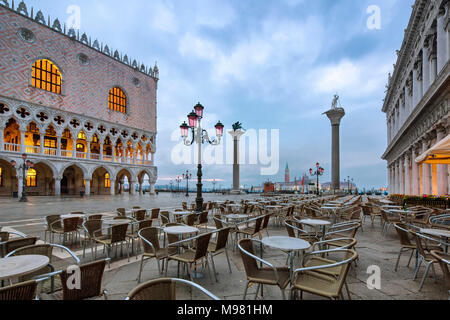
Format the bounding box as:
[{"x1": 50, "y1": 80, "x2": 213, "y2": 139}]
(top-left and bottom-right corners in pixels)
[{"x1": 229, "y1": 123, "x2": 245, "y2": 195}]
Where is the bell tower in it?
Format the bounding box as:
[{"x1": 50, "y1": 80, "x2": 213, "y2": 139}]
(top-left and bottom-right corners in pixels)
[{"x1": 285, "y1": 163, "x2": 290, "y2": 183}]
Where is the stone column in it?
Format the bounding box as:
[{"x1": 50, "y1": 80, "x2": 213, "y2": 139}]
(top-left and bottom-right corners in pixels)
[
  {"x1": 437, "y1": 126, "x2": 448, "y2": 195},
  {"x1": 0, "y1": 125, "x2": 4, "y2": 151},
  {"x1": 388, "y1": 165, "x2": 393, "y2": 195},
  {"x1": 55, "y1": 177, "x2": 61, "y2": 196},
  {"x1": 72, "y1": 137, "x2": 77, "y2": 158},
  {"x1": 399, "y1": 158, "x2": 405, "y2": 194},
  {"x1": 150, "y1": 183, "x2": 156, "y2": 195},
  {"x1": 84, "y1": 179, "x2": 91, "y2": 197},
  {"x1": 412, "y1": 147, "x2": 420, "y2": 195},
  {"x1": 100, "y1": 142, "x2": 104, "y2": 161},
  {"x1": 404, "y1": 155, "x2": 411, "y2": 195},
  {"x1": 413, "y1": 61, "x2": 423, "y2": 107},
  {"x1": 228, "y1": 129, "x2": 245, "y2": 194},
  {"x1": 422, "y1": 140, "x2": 432, "y2": 195},
  {"x1": 438, "y1": 11, "x2": 447, "y2": 73},
  {"x1": 423, "y1": 46, "x2": 430, "y2": 93},
  {"x1": 20, "y1": 127, "x2": 26, "y2": 153},
  {"x1": 17, "y1": 176, "x2": 23, "y2": 199},
  {"x1": 110, "y1": 179, "x2": 116, "y2": 196},
  {"x1": 86, "y1": 141, "x2": 91, "y2": 160},
  {"x1": 56, "y1": 136, "x2": 61, "y2": 157},
  {"x1": 129, "y1": 180, "x2": 136, "y2": 195},
  {"x1": 39, "y1": 132, "x2": 45, "y2": 155},
  {"x1": 324, "y1": 107, "x2": 346, "y2": 191},
  {"x1": 430, "y1": 53, "x2": 438, "y2": 85},
  {"x1": 112, "y1": 143, "x2": 116, "y2": 162}
]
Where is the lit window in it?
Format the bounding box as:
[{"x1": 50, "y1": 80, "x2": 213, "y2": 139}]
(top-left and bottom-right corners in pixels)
[
  {"x1": 108, "y1": 87, "x2": 127, "y2": 113},
  {"x1": 26, "y1": 169, "x2": 37, "y2": 187},
  {"x1": 0, "y1": 167, "x2": 2, "y2": 186},
  {"x1": 32, "y1": 59, "x2": 62, "y2": 94},
  {"x1": 105, "y1": 173, "x2": 111, "y2": 188},
  {"x1": 92, "y1": 135, "x2": 98, "y2": 143},
  {"x1": 77, "y1": 131, "x2": 87, "y2": 140},
  {"x1": 76, "y1": 143, "x2": 85, "y2": 152}
]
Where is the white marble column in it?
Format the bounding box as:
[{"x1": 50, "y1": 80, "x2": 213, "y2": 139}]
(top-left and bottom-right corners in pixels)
[
  {"x1": 413, "y1": 68, "x2": 421, "y2": 108},
  {"x1": 39, "y1": 132, "x2": 45, "y2": 155},
  {"x1": 72, "y1": 138, "x2": 77, "y2": 158},
  {"x1": 437, "y1": 127, "x2": 448, "y2": 195},
  {"x1": 17, "y1": 177, "x2": 23, "y2": 199},
  {"x1": 56, "y1": 136, "x2": 61, "y2": 157},
  {"x1": 100, "y1": 143, "x2": 104, "y2": 161},
  {"x1": 412, "y1": 147, "x2": 420, "y2": 195},
  {"x1": 55, "y1": 177, "x2": 61, "y2": 196},
  {"x1": 430, "y1": 53, "x2": 437, "y2": 84},
  {"x1": 393, "y1": 162, "x2": 398, "y2": 194},
  {"x1": 388, "y1": 166, "x2": 392, "y2": 194},
  {"x1": 0, "y1": 126, "x2": 4, "y2": 151},
  {"x1": 150, "y1": 183, "x2": 156, "y2": 195},
  {"x1": 399, "y1": 158, "x2": 405, "y2": 194},
  {"x1": 423, "y1": 46, "x2": 430, "y2": 93},
  {"x1": 86, "y1": 141, "x2": 91, "y2": 160},
  {"x1": 437, "y1": 12, "x2": 447, "y2": 73},
  {"x1": 84, "y1": 179, "x2": 91, "y2": 196},
  {"x1": 422, "y1": 140, "x2": 432, "y2": 195},
  {"x1": 129, "y1": 181, "x2": 136, "y2": 195},
  {"x1": 20, "y1": 128, "x2": 26, "y2": 153},
  {"x1": 404, "y1": 155, "x2": 411, "y2": 195}
]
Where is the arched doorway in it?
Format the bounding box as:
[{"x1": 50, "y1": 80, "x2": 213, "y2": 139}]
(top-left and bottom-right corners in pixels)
[
  {"x1": 91, "y1": 167, "x2": 111, "y2": 195},
  {"x1": 25, "y1": 162, "x2": 55, "y2": 196},
  {"x1": 115, "y1": 169, "x2": 132, "y2": 195},
  {"x1": 61, "y1": 165, "x2": 84, "y2": 195},
  {"x1": 0, "y1": 158, "x2": 17, "y2": 197},
  {"x1": 138, "y1": 171, "x2": 150, "y2": 194}
]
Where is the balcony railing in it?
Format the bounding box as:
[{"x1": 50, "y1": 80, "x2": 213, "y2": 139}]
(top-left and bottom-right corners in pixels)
[
  {"x1": 2, "y1": 145, "x2": 152, "y2": 166},
  {"x1": 4, "y1": 143, "x2": 20, "y2": 152}
]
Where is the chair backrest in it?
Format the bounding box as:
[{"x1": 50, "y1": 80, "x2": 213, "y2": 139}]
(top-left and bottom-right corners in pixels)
[
  {"x1": 194, "y1": 233, "x2": 212, "y2": 261},
  {"x1": 88, "y1": 214, "x2": 103, "y2": 221},
  {"x1": 83, "y1": 220, "x2": 103, "y2": 239},
  {"x1": 134, "y1": 210, "x2": 147, "y2": 221},
  {"x1": 285, "y1": 220, "x2": 296, "y2": 238},
  {"x1": 150, "y1": 208, "x2": 160, "y2": 220},
  {"x1": 138, "y1": 220, "x2": 153, "y2": 231},
  {"x1": 0, "y1": 280, "x2": 38, "y2": 301},
  {"x1": 213, "y1": 215, "x2": 224, "y2": 229},
  {"x1": 117, "y1": 208, "x2": 126, "y2": 217},
  {"x1": 126, "y1": 278, "x2": 219, "y2": 300},
  {"x1": 3, "y1": 237, "x2": 38, "y2": 257},
  {"x1": 394, "y1": 223, "x2": 414, "y2": 247},
  {"x1": 261, "y1": 214, "x2": 271, "y2": 230},
  {"x1": 8, "y1": 244, "x2": 53, "y2": 261},
  {"x1": 139, "y1": 227, "x2": 161, "y2": 252},
  {"x1": 71, "y1": 212, "x2": 85, "y2": 215},
  {"x1": 213, "y1": 228, "x2": 231, "y2": 251},
  {"x1": 60, "y1": 259, "x2": 106, "y2": 300},
  {"x1": 63, "y1": 217, "x2": 80, "y2": 232},
  {"x1": 182, "y1": 202, "x2": 188, "y2": 211},
  {"x1": 185, "y1": 214, "x2": 197, "y2": 226},
  {"x1": 133, "y1": 206, "x2": 141, "y2": 210},
  {"x1": 253, "y1": 217, "x2": 264, "y2": 234},
  {"x1": 111, "y1": 224, "x2": 129, "y2": 243},
  {"x1": 46, "y1": 215, "x2": 61, "y2": 230},
  {"x1": 198, "y1": 211, "x2": 208, "y2": 225},
  {"x1": 361, "y1": 205, "x2": 372, "y2": 216},
  {"x1": 160, "y1": 211, "x2": 171, "y2": 225},
  {"x1": 238, "y1": 239, "x2": 260, "y2": 277},
  {"x1": 0, "y1": 232, "x2": 9, "y2": 242}
]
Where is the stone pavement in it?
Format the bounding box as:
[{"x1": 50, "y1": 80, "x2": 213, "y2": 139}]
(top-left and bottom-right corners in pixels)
[{"x1": 1, "y1": 194, "x2": 448, "y2": 300}]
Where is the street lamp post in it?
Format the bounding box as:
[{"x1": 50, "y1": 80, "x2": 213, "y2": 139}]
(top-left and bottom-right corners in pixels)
[
  {"x1": 180, "y1": 103, "x2": 224, "y2": 212},
  {"x1": 175, "y1": 176, "x2": 182, "y2": 193},
  {"x1": 182, "y1": 170, "x2": 192, "y2": 197},
  {"x1": 11, "y1": 153, "x2": 34, "y2": 202},
  {"x1": 212, "y1": 179, "x2": 217, "y2": 193},
  {"x1": 344, "y1": 176, "x2": 354, "y2": 195},
  {"x1": 309, "y1": 162, "x2": 325, "y2": 196}
]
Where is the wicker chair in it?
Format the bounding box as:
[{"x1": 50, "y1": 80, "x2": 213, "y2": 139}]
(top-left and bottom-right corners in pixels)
[
  {"x1": 59, "y1": 259, "x2": 108, "y2": 300},
  {"x1": 127, "y1": 219, "x2": 153, "y2": 255},
  {"x1": 0, "y1": 280, "x2": 38, "y2": 301},
  {"x1": 50, "y1": 217, "x2": 82, "y2": 246},
  {"x1": 117, "y1": 208, "x2": 127, "y2": 217},
  {"x1": 381, "y1": 210, "x2": 401, "y2": 236},
  {"x1": 393, "y1": 223, "x2": 417, "y2": 272},
  {"x1": 125, "y1": 278, "x2": 219, "y2": 300},
  {"x1": 290, "y1": 249, "x2": 358, "y2": 300},
  {"x1": 238, "y1": 239, "x2": 290, "y2": 300},
  {"x1": 44, "y1": 215, "x2": 63, "y2": 243},
  {"x1": 0, "y1": 232, "x2": 9, "y2": 242},
  {"x1": 5, "y1": 243, "x2": 80, "y2": 293},
  {"x1": 93, "y1": 223, "x2": 130, "y2": 264},
  {"x1": 285, "y1": 220, "x2": 318, "y2": 243},
  {"x1": 133, "y1": 210, "x2": 147, "y2": 221},
  {"x1": 260, "y1": 214, "x2": 272, "y2": 238},
  {"x1": 430, "y1": 250, "x2": 450, "y2": 300},
  {"x1": 236, "y1": 216, "x2": 264, "y2": 241},
  {"x1": 88, "y1": 214, "x2": 103, "y2": 221},
  {"x1": 1, "y1": 237, "x2": 38, "y2": 258},
  {"x1": 160, "y1": 211, "x2": 171, "y2": 226},
  {"x1": 185, "y1": 213, "x2": 198, "y2": 227},
  {"x1": 137, "y1": 227, "x2": 177, "y2": 283},
  {"x1": 82, "y1": 219, "x2": 105, "y2": 259},
  {"x1": 208, "y1": 228, "x2": 233, "y2": 282},
  {"x1": 165, "y1": 232, "x2": 213, "y2": 283},
  {"x1": 411, "y1": 231, "x2": 442, "y2": 291},
  {"x1": 195, "y1": 211, "x2": 209, "y2": 231},
  {"x1": 149, "y1": 208, "x2": 161, "y2": 224}
]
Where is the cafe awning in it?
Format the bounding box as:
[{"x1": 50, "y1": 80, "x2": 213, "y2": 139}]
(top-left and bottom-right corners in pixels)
[{"x1": 416, "y1": 134, "x2": 450, "y2": 164}]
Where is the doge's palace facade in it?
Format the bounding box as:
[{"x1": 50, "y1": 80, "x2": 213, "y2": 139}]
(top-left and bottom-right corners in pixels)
[{"x1": 0, "y1": 1, "x2": 158, "y2": 198}]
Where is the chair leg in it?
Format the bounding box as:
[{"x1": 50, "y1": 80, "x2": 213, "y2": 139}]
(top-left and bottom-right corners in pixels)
[
  {"x1": 395, "y1": 248, "x2": 405, "y2": 272},
  {"x1": 418, "y1": 262, "x2": 433, "y2": 291},
  {"x1": 225, "y1": 249, "x2": 232, "y2": 274},
  {"x1": 280, "y1": 288, "x2": 286, "y2": 300},
  {"x1": 210, "y1": 254, "x2": 218, "y2": 282},
  {"x1": 254, "y1": 284, "x2": 261, "y2": 300},
  {"x1": 413, "y1": 257, "x2": 423, "y2": 280},
  {"x1": 345, "y1": 281, "x2": 352, "y2": 300},
  {"x1": 137, "y1": 256, "x2": 145, "y2": 283},
  {"x1": 407, "y1": 249, "x2": 414, "y2": 268},
  {"x1": 243, "y1": 282, "x2": 250, "y2": 300}
]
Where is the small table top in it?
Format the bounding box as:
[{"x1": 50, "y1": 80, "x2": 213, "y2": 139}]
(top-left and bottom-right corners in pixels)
[
  {"x1": 164, "y1": 226, "x2": 199, "y2": 235},
  {"x1": 262, "y1": 236, "x2": 310, "y2": 251},
  {"x1": 265, "y1": 205, "x2": 282, "y2": 209},
  {"x1": 389, "y1": 209, "x2": 414, "y2": 215},
  {"x1": 421, "y1": 228, "x2": 450, "y2": 238},
  {"x1": 225, "y1": 214, "x2": 249, "y2": 220},
  {"x1": 103, "y1": 219, "x2": 131, "y2": 226},
  {"x1": 226, "y1": 204, "x2": 241, "y2": 207},
  {"x1": 172, "y1": 211, "x2": 192, "y2": 216},
  {"x1": 0, "y1": 255, "x2": 50, "y2": 281},
  {"x1": 321, "y1": 206, "x2": 340, "y2": 211},
  {"x1": 299, "y1": 219, "x2": 332, "y2": 226},
  {"x1": 61, "y1": 214, "x2": 86, "y2": 219}
]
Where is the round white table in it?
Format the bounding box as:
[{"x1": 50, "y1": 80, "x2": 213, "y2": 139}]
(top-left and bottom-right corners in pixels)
[
  {"x1": 299, "y1": 219, "x2": 331, "y2": 240},
  {"x1": 225, "y1": 214, "x2": 249, "y2": 222},
  {"x1": 421, "y1": 228, "x2": 450, "y2": 238},
  {"x1": 261, "y1": 236, "x2": 310, "y2": 283},
  {"x1": 164, "y1": 226, "x2": 199, "y2": 235},
  {"x1": 0, "y1": 255, "x2": 50, "y2": 283},
  {"x1": 61, "y1": 214, "x2": 86, "y2": 219}
]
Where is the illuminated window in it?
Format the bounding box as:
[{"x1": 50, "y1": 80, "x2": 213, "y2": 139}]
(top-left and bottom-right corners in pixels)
[
  {"x1": 76, "y1": 143, "x2": 85, "y2": 152},
  {"x1": 26, "y1": 169, "x2": 37, "y2": 187},
  {"x1": 108, "y1": 87, "x2": 127, "y2": 113},
  {"x1": 44, "y1": 138, "x2": 57, "y2": 149},
  {"x1": 77, "y1": 131, "x2": 87, "y2": 140},
  {"x1": 0, "y1": 167, "x2": 2, "y2": 186},
  {"x1": 92, "y1": 135, "x2": 98, "y2": 143},
  {"x1": 32, "y1": 59, "x2": 62, "y2": 94},
  {"x1": 105, "y1": 173, "x2": 111, "y2": 188}
]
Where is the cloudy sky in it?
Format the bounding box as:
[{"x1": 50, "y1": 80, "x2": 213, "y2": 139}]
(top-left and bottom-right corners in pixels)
[{"x1": 25, "y1": 0, "x2": 414, "y2": 189}]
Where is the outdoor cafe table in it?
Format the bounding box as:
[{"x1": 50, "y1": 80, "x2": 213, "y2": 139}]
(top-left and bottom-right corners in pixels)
[
  {"x1": 389, "y1": 209, "x2": 415, "y2": 223},
  {"x1": 261, "y1": 236, "x2": 310, "y2": 283},
  {"x1": 61, "y1": 214, "x2": 87, "y2": 219},
  {"x1": 421, "y1": 228, "x2": 450, "y2": 252},
  {"x1": 0, "y1": 255, "x2": 49, "y2": 285},
  {"x1": 321, "y1": 206, "x2": 341, "y2": 224},
  {"x1": 298, "y1": 219, "x2": 332, "y2": 240},
  {"x1": 225, "y1": 214, "x2": 249, "y2": 222}
]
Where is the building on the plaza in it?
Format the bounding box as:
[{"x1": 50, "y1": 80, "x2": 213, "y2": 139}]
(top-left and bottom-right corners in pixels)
[
  {"x1": 274, "y1": 164, "x2": 312, "y2": 192},
  {"x1": 382, "y1": 0, "x2": 450, "y2": 196},
  {"x1": 0, "y1": 1, "x2": 158, "y2": 198}
]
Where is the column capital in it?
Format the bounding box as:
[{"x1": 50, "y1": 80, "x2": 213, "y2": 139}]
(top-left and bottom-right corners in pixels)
[
  {"x1": 324, "y1": 108, "x2": 345, "y2": 126},
  {"x1": 228, "y1": 129, "x2": 245, "y2": 140}
]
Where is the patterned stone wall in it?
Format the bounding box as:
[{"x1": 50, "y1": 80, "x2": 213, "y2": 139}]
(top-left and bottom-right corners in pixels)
[{"x1": 0, "y1": 5, "x2": 157, "y2": 133}]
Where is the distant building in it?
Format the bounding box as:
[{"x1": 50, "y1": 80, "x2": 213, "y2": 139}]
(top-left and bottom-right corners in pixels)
[{"x1": 322, "y1": 181, "x2": 357, "y2": 192}]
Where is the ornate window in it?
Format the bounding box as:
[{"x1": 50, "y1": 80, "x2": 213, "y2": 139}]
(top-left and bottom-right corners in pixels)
[
  {"x1": 76, "y1": 143, "x2": 85, "y2": 152},
  {"x1": 105, "y1": 173, "x2": 111, "y2": 188},
  {"x1": 32, "y1": 59, "x2": 62, "y2": 94},
  {"x1": 26, "y1": 169, "x2": 37, "y2": 187},
  {"x1": 78, "y1": 131, "x2": 87, "y2": 140},
  {"x1": 108, "y1": 87, "x2": 127, "y2": 113}
]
